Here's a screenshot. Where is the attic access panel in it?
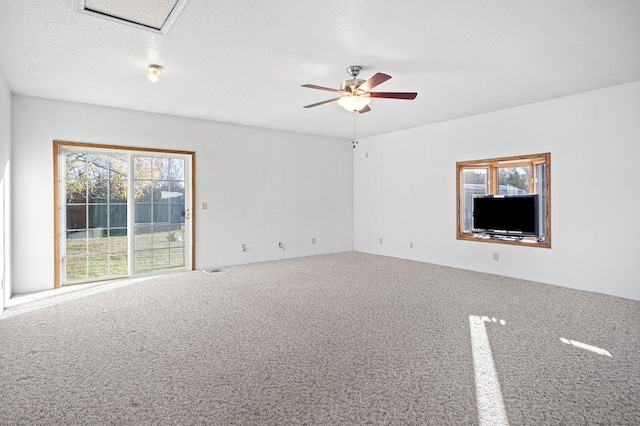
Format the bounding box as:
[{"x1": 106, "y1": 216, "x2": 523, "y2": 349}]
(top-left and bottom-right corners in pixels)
[{"x1": 76, "y1": 0, "x2": 190, "y2": 35}]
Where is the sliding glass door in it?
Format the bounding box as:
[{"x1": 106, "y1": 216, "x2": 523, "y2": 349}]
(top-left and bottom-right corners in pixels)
[{"x1": 57, "y1": 143, "x2": 194, "y2": 286}]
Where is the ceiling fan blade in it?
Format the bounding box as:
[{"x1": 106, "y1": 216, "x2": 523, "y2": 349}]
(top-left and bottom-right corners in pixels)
[
  {"x1": 301, "y1": 84, "x2": 343, "y2": 93},
  {"x1": 358, "y1": 105, "x2": 371, "y2": 114},
  {"x1": 369, "y1": 92, "x2": 418, "y2": 100},
  {"x1": 303, "y1": 97, "x2": 342, "y2": 108},
  {"x1": 358, "y1": 73, "x2": 392, "y2": 92}
]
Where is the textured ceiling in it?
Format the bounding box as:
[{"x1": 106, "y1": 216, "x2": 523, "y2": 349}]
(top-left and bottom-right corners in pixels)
[{"x1": 1, "y1": 0, "x2": 639, "y2": 140}]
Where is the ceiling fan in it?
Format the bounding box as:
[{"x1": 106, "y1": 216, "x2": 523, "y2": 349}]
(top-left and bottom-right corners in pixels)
[{"x1": 302, "y1": 66, "x2": 417, "y2": 113}]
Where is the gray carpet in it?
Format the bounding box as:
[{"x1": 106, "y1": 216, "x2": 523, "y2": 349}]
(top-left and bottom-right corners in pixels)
[{"x1": 1, "y1": 252, "x2": 639, "y2": 425}]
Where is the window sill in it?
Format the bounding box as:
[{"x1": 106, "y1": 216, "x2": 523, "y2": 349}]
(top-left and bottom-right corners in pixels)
[{"x1": 457, "y1": 232, "x2": 551, "y2": 249}]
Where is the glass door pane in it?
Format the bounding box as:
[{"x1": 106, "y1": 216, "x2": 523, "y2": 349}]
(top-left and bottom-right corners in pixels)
[
  {"x1": 59, "y1": 146, "x2": 192, "y2": 286},
  {"x1": 133, "y1": 155, "x2": 187, "y2": 274},
  {"x1": 64, "y1": 152, "x2": 128, "y2": 283}
]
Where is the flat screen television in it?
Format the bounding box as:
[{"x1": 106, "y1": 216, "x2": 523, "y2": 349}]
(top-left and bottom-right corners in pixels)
[{"x1": 472, "y1": 194, "x2": 539, "y2": 237}]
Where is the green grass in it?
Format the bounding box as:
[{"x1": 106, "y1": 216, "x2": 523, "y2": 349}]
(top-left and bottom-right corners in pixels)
[{"x1": 65, "y1": 228, "x2": 186, "y2": 282}]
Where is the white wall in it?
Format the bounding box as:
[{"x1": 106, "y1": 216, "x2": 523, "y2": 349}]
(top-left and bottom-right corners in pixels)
[
  {"x1": 0, "y1": 73, "x2": 10, "y2": 311},
  {"x1": 354, "y1": 81, "x2": 640, "y2": 301},
  {"x1": 12, "y1": 96, "x2": 353, "y2": 293}
]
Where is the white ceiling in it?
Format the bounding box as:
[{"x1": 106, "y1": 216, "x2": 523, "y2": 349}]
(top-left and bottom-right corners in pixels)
[{"x1": 1, "y1": 0, "x2": 639, "y2": 140}]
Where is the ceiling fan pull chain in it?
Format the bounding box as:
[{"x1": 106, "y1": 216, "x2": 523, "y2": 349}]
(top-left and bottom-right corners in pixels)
[{"x1": 353, "y1": 111, "x2": 359, "y2": 149}]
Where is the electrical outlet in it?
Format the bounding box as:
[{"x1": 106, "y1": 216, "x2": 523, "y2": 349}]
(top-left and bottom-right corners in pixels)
[
  {"x1": 201, "y1": 202, "x2": 208, "y2": 210},
  {"x1": 409, "y1": 242, "x2": 414, "y2": 248},
  {"x1": 241, "y1": 243, "x2": 246, "y2": 252},
  {"x1": 379, "y1": 237, "x2": 383, "y2": 244},
  {"x1": 493, "y1": 252, "x2": 499, "y2": 261},
  {"x1": 312, "y1": 238, "x2": 316, "y2": 245}
]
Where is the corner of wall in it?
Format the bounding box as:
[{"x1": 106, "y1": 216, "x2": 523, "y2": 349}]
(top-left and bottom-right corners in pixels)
[{"x1": 0, "y1": 73, "x2": 12, "y2": 311}]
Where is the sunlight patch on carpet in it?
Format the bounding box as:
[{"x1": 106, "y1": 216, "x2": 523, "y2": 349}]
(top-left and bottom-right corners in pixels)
[
  {"x1": 469, "y1": 315, "x2": 509, "y2": 426},
  {"x1": 1, "y1": 276, "x2": 155, "y2": 320},
  {"x1": 560, "y1": 337, "x2": 612, "y2": 357}
]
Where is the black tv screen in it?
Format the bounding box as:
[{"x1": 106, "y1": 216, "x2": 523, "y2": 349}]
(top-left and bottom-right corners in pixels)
[{"x1": 472, "y1": 194, "x2": 539, "y2": 237}]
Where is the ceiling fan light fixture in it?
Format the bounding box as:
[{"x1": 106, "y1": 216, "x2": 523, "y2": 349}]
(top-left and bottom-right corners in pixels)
[
  {"x1": 148, "y1": 64, "x2": 163, "y2": 82},
  {"x1": 338, "y1": 94, "x2": 371, "y2": 112}
]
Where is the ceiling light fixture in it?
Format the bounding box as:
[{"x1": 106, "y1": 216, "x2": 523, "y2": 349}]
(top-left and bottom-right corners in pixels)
[
  {"x1": 148, "y1": 64, "x2": 163, "y2": 82},
  {"x1": 337, "y1": 94, "x2": 371, "y2": 112}
]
